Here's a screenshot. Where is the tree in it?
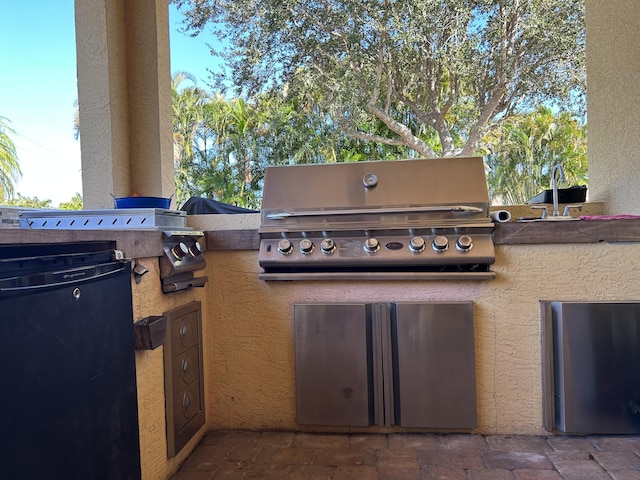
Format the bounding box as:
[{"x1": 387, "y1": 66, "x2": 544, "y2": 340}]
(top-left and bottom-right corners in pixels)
[
  {"x1": 172, "y1": 71, "x2": 211, "y2": 205},
  {"x1": 484, "y1": 106, "x2": 587, "y2": 205},
  {"x1": 58, "y1": 193, "x2": 83, "y2": 210},
  {"x1": 173, "y1": 0, "x2": 585, "y2": 158},
  {"x1": 6, "y1": 194, "x2": 52, "y2": 209},
  {"x1": 0, "y1": 116, "x2": 22, "y2": 203}
]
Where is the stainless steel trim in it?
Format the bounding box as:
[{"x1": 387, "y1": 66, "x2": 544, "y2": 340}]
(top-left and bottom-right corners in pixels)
[
  {"x1": 258, "y1": 271, "x2": 496, "y2": 281},
  {"x1": 379, "y1": 303, "x2": 394, "y2": 427},
  {"x1": 370, "y1": 304, "x2": 384, "y2": 426},
  {"x1": 161, "y1": 275, "x2": 208, "y2": 293},
  {"x1": 19, "y1": 208, "x2": 188, "y2": 230},
  {"x1": 259, "y1": 223, "x2": 495, "y2": 235},
  {"x1": 540, "y1": 301, "x2": 556, "y2": 432},
  {"x1": 266, "y1": 205, "x2": 484, "y2": 220}
]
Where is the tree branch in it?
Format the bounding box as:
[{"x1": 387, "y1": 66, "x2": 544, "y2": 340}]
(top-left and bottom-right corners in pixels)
[{"x1": 364, "y1": 103, "x2": 438, "y2": 158}]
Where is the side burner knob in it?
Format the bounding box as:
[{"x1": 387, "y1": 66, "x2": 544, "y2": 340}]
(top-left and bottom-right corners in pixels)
[
  {"x1": 456, "y1": 235, "x2": 474, "y2": 252},
  {"x1": 409, "y1": 236, "x2": 426, "y2": 253},
  {"x1": 432, "y1": 236, "x2": 449, "y2": 252},
  {"x1": 188, "y1": 241, "x2": 203, "y2": 257},
  {"x1": 171, "y1": 242, "x2": 189, "y2": 260},
  {"x1": 364, "y1": 237, "x2": 380, "y2": 253},
  {"x1": 320, "y1": 238, "x2": 336, "y2": 254},
  {"x1": 277, "y1": 239, "x2": 293, "y2": 255},
  {"x1": 299, "y1": 238, "x2": 315, "y2": 255}
]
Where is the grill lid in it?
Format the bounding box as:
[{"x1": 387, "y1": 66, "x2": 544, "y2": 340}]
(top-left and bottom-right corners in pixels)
[{"x1": 260, "y1": 157, "x2": 491, "y2": 232}]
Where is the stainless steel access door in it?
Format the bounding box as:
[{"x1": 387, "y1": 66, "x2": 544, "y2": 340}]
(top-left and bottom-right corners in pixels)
[
  {"x1": 294, "y1": 303, "x2": 377, "y2": 426},
  {"x1": 542, "y1": 301, "x2": 640, "y2": 434},
  {"x1": 392, "y1": 302, "x2": 477, "y2": 428}
]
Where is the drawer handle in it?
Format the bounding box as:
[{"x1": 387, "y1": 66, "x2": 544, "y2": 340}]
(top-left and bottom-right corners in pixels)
[
  {"x1": 183, "y1": 391, "x2": 192, "y2": 410},
  {"x1": 182, "y1": 357, "x2": 190, "y2": 374},
  {"x1": 180, "y1": 322, "x2": 189, "y2": 338}
]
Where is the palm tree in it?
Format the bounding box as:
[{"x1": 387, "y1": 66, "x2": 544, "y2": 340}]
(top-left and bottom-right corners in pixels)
[
  {"x1": 0, "y1": 116, "x2": 22, "y2": 203},
  {"x1": 484, "y1": 107, "x2": 587, "y2": 205},
  {"x1": 58, "y1": 193, "x2": 83, "y2": 210},
  {"x1": 171, "y1": 71, "x2": 211, "y2": 205}
]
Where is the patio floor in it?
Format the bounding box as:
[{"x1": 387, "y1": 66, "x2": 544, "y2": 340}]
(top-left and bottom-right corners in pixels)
[{"x1": 169, "y1": 431, "x2": 640, "y2": 479}]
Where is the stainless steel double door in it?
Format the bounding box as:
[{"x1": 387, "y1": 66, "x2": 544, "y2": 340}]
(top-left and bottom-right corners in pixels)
[{"x1": 294, "y1": 302, "x2": 477, "y2": 428}]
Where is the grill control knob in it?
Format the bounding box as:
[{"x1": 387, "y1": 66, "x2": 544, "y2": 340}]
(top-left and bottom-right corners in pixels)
[
  {"x1": 277, "y1": 239, "x2": 293, "y2": 255},
  {"x1": 364, "y1": 237, "x2": 380, "y2": 253},
  {"x1": 320, "y1": 238, "x2": 336, "y2": 254},
  {"x1": 299, "y1": 238, "x2": 315, "y2": 254},
  {"x1": 171, "y1": 242, "x2": 189, "y2": 260},
  {"x1": 432, "y1": 236, "x2": 449, "y2": 252},
  {"x1": 456, "y1": 235, "x2": 474, "y2": 252},
  {"x1": 188, "y1": 241, "x2": 203, "y2": 257},
  {"x1": 409, "y1": 236, "x2": 426, "y2": 253}
]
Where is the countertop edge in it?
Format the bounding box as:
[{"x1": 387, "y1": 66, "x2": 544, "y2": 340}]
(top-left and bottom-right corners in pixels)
[
  {"x1": 0, "y1": 229, "x2": 165, "y2": 258},
  {"x1": 493, "y1": 219, "x2": 640, "y2": 244},
  {"x1": 206, "y1": 219, "x2": 640, "y2": 250},
  {"x1": 2, "y1": 219, "x2": 640, "y2": 255}
]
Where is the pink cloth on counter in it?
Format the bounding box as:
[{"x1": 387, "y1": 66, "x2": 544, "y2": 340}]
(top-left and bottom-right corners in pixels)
[{"x1": 580, "y1": 214, "x2": 640, "y2": 220}]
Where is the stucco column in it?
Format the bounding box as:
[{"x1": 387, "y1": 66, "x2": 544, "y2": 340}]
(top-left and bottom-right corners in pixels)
[
  {"x1": 585, "y1": 0, "x2": 640, "y2": 214},
  {"x1": 75, "y1": 0, "x2": 174, "y2": 209}
]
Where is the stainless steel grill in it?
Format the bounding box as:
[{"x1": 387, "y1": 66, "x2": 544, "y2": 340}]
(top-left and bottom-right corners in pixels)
[{"x1": 258, "y1": 157, "x2": 496, "y2": 280}]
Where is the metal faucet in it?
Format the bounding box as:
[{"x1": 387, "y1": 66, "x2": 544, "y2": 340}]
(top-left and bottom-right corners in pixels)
[{"x1": 551, "y1": 164, "x2": 565, "y2": 217}]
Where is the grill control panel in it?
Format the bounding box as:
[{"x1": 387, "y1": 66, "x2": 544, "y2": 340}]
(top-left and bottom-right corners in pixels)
[
  {"x1": 259, "y1": 231, "x2": 495, "y2": 269},
  {"x1": 160, "y1": 231, "x2": 208, "y2": 293}
]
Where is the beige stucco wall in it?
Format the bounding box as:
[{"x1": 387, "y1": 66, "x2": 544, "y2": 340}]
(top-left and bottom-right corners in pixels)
[
  {"x1": 75, "y1": 0, "x2": 175, "y2": 209},
  {"x1": 203, "y1": 242, "x2": 640, "y2": 435},
  {"x1": 130, "y1": 257, "x2": 207, "y2": 480},
  {"x1": 585, "y1": 0, "x2": 640, "y2": 213}
]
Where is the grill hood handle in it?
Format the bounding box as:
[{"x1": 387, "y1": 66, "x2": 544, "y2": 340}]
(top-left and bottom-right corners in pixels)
[{"x1": 266, "y1": 205, "x2": 484, "y2": 220}]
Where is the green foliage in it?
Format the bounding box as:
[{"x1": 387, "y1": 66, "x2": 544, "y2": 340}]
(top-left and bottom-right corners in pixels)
[
  {"x1": 6, "y1": 194, "x2": 52, "y2": 209},
  {"x1": 3, "y1": 193, "x2": 81, "y2": 210},
  {"x1": 171, "y1": 77, "x2": 434, "y2": 208},
  {"x1": 58, "y1": 193, "x2": 83, "y2": 210},
  {"x1": 172, "y1": 71, "x2": 211, "y2": 205},
  {"x1": 483, "y1": 107, "x2": 587, "y2": 205},
  {"x1": 0, "y1": 116, "x2": 22, "y2": 203},
  {"x1": 174, "y1": 0, "x2": 586, "y2": 157}
]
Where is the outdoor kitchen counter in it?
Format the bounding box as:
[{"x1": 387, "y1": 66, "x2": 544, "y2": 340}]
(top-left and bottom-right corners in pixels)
[
  {"x1": 2, "y1": 217, "x2": 640, "y2": 254},
  {"x1": 0, "y1": 229, "x2": 165, "y2": 258},
  {"x1": 199, "y1": 217, "x2": 640, "y2": 250}
]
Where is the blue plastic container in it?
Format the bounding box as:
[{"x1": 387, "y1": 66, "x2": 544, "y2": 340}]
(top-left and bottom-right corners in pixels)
[{"x1": 112, "y1": 196, "x2": 172, "y2": 209}]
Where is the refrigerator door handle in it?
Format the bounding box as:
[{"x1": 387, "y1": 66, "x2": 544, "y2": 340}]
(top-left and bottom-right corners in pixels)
[{"x1": 0, "y1": 261, "x2": 127, "y2": 294}]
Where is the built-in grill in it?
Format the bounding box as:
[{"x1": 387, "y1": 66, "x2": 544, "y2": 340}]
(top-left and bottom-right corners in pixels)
[{"x1": 258, "y1": 157, "x2": 496, "y2": 280}]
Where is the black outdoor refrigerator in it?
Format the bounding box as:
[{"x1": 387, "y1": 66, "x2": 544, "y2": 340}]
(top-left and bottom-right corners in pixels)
[{"x1": 0, "y1": 244, "x2": 141, "y2": 479}]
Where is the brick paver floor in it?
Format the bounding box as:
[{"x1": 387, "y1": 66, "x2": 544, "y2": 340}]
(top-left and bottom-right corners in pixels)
[{"x1": 170, "y1": 431, "x2": 640, "y2": 480}]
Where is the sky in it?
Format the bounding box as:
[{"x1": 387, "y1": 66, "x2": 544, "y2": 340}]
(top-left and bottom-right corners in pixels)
[{"x1": 0, "y1": 1, "x2": 217, "y2": 206}]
